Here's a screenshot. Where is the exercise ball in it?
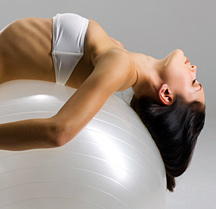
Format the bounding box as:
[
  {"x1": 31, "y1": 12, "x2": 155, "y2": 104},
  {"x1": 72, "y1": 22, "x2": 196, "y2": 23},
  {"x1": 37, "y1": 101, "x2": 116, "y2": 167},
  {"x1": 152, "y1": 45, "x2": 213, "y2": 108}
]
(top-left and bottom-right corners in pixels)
[{"x1": 0, "y1": 80, "x2": 166, "y2": 209}]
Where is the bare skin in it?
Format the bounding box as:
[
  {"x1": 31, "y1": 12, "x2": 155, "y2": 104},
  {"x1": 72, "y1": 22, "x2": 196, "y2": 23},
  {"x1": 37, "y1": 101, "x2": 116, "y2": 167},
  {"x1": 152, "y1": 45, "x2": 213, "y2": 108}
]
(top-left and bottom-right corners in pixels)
[
  {"x1": 0, "y1": 18, "x2": 136, "y2": 89},
  {"x1": 0, "y1": 17, "x2": 204, "y2": 151},
  {"x1": 0, "y1": 17, "x2": 137, "y2": 150}
]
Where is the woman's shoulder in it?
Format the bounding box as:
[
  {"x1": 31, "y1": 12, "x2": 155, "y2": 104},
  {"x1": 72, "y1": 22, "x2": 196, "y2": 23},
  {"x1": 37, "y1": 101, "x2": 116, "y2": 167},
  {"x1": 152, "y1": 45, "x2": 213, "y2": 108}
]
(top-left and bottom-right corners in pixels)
[
  {"x1": 86, "y1": 19, "x2": 123, "y2": 46},
  {"x1": 84, "y1": 20, "x2": 136, "y2": 90},
  {"x1": 93, "y1": 47, "x2": 134, "y2": 72},
  {"x1": 92, "y1": 48, "x2": 136, "y2": 91},
  {"x1": 85, "y1": 20, "x2": 125, "y2": 63},
  {"x1": 85, "y1": 19, "x2": 110, "y2": 43}
]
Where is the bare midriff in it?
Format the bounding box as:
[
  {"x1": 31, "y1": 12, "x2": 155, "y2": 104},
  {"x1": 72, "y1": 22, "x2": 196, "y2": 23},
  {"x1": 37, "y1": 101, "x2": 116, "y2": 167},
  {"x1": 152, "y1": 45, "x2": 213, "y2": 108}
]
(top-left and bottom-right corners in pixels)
[{"x1": 0, "y1": 17, "x2": 133, "y2": 89}]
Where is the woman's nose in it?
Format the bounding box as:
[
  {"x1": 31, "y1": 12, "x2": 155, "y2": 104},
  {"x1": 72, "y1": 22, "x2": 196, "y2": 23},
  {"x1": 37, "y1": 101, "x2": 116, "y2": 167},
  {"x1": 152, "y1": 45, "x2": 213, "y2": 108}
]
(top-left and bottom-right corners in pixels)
[
  {"x1": 191, "y1": 65, "x2": 197, "y2": 71},
  {"x1": 191, "y1": 65, "x2": 197, "y2": 78}
]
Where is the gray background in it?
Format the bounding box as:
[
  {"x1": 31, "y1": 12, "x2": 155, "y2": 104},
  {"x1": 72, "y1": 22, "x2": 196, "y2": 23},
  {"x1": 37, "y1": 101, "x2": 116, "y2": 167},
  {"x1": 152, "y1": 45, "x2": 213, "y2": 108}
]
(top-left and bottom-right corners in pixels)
[{"x1": 0, "y1": 0, "x2": 215, "y2": 208}]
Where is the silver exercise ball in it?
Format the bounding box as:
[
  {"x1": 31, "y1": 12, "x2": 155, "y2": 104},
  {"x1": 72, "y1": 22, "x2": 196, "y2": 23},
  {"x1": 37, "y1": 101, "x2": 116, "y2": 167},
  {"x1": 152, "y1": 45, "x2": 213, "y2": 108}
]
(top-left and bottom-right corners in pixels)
[{"x1": 0, "y1": 80, "x2": 166, "y2": 209}]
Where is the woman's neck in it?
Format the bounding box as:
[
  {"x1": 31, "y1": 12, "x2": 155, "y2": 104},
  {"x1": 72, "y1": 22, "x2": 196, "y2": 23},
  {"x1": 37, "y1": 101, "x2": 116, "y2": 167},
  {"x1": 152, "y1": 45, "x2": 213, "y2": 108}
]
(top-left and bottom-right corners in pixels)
[{"x1": 131, "y1": 52, "x2": 165, "y2": 101}]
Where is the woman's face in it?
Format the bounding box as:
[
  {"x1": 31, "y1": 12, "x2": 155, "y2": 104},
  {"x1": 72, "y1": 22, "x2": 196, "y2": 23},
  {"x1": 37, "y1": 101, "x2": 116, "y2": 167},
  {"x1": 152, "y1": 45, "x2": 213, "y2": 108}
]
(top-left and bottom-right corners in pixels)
[{"x1": 162, "y1": 49, "x2": 204, "y2": 104}]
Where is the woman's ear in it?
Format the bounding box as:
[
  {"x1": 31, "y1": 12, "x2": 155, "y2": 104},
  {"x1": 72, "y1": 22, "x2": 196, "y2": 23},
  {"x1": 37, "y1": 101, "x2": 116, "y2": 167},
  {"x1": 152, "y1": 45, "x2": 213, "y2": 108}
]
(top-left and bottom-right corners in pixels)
[{"x1": 158, "y1": 84, "x2": 173, "y2": 105}]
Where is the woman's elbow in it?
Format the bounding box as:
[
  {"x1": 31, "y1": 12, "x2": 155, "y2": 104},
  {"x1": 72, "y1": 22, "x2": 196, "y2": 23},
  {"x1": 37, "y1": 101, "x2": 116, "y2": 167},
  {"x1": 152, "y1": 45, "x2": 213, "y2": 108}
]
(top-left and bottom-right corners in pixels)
[
  {"x1": 53, "y1": 135, "x2": 65, "y2": 147},
  {"x1": 49, "y1": 119, "x2": 74, "y2": 147},
  {"x1": 55, "y1": 131, "x2": 71, "y2": 147}
]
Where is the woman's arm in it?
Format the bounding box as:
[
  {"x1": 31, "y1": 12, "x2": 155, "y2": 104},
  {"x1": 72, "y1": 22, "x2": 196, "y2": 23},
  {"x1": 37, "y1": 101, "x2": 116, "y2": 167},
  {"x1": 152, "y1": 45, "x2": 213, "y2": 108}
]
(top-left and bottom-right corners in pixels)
[
  {"x1": 0, "y1": 49, "x2": 134, "y2": 151},
  {"x1": 0, "y1": 118, "x2": 59, "y2": 151},
  {"x1": 51, "y1": 49, "x2": 134, "y2": 145}
]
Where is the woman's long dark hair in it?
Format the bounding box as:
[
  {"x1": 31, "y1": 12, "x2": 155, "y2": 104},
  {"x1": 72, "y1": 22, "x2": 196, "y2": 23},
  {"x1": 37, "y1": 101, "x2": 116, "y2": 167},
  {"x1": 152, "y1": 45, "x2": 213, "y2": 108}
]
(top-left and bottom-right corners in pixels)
[{"x1": 130, "y1": 94, "x2": 205, "y2": 192}]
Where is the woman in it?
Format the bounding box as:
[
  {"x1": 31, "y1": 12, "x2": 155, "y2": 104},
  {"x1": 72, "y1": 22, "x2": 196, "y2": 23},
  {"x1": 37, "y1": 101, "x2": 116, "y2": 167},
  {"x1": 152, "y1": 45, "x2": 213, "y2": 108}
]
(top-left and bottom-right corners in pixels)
[{"x1": 0, "y1": 13, "x2": 205, "y2": 191}]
